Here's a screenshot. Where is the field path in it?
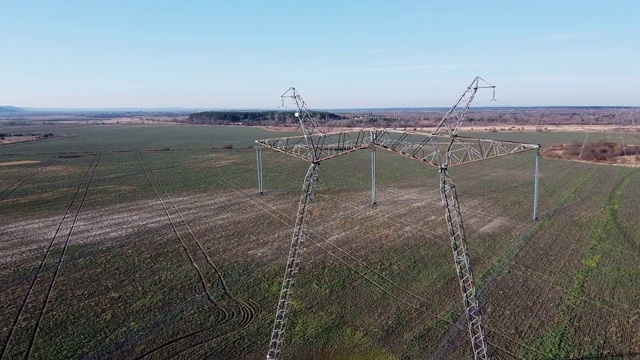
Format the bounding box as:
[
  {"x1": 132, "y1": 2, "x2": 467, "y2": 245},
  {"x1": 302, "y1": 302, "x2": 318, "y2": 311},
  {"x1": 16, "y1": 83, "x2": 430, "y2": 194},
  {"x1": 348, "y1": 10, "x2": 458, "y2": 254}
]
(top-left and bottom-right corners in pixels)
[
  {"x1": 1, "y1": 155, "x2": 99, "y2": 360},
  {"x1": 135, "y1": 153, "x2": 230, "y2": 318},
  {"x1": 133, "y1": 153, "x2": 256, "y2": 359},
  {"x1": 0, "y1": 156, "x2": 59, "y2": 202}
]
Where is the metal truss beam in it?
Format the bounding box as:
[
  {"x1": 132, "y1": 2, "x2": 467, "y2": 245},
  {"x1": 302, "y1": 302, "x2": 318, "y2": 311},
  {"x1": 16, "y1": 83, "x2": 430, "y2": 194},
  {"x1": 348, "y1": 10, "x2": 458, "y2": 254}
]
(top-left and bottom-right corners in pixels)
[
  {"x1": 371, "y1": 130, "x2": 540, "y2": 168},
  {"x1": 255, "y1": 130, "x2": 372, "y2": 163},
  {"x1": 257, "y1": 129, "x2": 540, "y2": 168},
  {"x1": 444, "y1": 136, "x2": 539, "y2": 167},
  {"x1": 267, "y1": 163, "x2": 320, "y2": 360}
]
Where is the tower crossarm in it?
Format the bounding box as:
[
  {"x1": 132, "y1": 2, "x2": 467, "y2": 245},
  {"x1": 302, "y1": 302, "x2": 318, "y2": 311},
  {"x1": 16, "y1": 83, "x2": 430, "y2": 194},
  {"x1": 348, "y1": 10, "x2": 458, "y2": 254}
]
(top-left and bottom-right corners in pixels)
[
  {"x1": 255, "y1": 130, "x2": 373, "y2": 163},
  {"x1": 371, "y1": 130, "x2": 441, "y2": 167},
  {"x1": 443, "y1": 136, "x2": 539, "y2": 167},
  {"x1": 369, "y1": 130, "x2": 539, "y2": 168},
  {"x1": 256, "y1": 136, "x2": 315, "y2": 162},
  {"x1": 267, "y1": 163, "x2": 320, "y2": 360}
]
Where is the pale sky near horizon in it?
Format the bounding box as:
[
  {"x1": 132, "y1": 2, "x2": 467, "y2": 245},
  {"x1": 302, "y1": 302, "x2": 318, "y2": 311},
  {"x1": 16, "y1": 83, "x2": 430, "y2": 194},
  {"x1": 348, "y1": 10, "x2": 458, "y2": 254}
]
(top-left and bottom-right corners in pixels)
[{"x1": 1, "y1": 0, "x2": 639, "y2": 109}]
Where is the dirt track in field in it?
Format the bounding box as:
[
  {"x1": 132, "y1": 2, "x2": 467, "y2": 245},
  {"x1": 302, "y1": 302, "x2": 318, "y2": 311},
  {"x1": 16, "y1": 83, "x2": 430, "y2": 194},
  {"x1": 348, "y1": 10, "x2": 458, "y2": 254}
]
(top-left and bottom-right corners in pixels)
[
  {"x1": 1, "y1": 155, "x2": 100, "y2": 359},
  {"x1": 0, "y1": 160, "x2": 41, "y2": 167}
]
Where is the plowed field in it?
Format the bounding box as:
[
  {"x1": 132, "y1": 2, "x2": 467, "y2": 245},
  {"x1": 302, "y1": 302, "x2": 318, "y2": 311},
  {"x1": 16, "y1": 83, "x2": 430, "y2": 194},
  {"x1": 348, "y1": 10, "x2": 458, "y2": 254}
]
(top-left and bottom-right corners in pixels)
[{"x1": 1, "y1": 125, "x2": 639, "y2": 359}]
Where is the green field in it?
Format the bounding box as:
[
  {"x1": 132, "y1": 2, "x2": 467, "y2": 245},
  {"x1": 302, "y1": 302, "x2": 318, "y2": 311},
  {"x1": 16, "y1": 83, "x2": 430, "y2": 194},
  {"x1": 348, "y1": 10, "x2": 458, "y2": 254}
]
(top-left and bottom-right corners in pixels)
[{"x1": 1, "y1": 125, "x2": 639, "y2": 359}]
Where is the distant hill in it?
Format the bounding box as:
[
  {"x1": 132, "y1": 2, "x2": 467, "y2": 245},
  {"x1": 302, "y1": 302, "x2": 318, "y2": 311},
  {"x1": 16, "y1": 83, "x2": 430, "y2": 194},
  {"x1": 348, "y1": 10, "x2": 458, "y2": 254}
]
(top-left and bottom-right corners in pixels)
[{"x1": 0, "y1": 106, "x2": 25, "y2": 113}]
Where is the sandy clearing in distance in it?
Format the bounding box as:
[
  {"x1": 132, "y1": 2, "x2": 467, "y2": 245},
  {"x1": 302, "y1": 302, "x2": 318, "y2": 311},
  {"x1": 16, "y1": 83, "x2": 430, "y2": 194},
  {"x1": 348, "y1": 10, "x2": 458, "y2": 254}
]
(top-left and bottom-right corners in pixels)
[
  {"x1": 0, "y1": 135, "x2": 42, "y2": 145},
  {"x1": 0, "y1": 160, "x2": 40, "y2": 167},
  {"x1": 260, "y1": 124, "x2": 640, "y2": 133}
]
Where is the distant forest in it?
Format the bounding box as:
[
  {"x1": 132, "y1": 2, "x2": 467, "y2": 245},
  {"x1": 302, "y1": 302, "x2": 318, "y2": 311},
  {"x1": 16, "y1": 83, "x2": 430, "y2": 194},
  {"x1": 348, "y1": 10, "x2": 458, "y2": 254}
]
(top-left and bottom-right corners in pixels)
[
  {"x1": 2, "y1": 107, "x2": 638, "y2": 129},
  {"x1": 184, "y1": 108, "x2": 640, "y2": 129},
  {"x1": 184, "y1": 111, "x2": 344, "y2": 126}
]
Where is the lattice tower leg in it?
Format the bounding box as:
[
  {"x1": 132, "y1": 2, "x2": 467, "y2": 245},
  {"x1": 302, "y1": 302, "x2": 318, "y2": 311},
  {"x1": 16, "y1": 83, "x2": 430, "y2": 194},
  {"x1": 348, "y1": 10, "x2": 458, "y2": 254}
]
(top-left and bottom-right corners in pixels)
[
  {"x1": 257, "y1": 146, "x2": 264, "y2": 194},
  {"x1": 371, "y1": 145, "x2": 377, "y2": 205},
  {"x1": 439, "y1": 168, "x2": 490, "y2": 360},
  {"x1": 533, "y1": 148, "x2": 540, "y2": 221},
  {"x1": 266, "y1": 162, "x2": 320, "y2": 360}
]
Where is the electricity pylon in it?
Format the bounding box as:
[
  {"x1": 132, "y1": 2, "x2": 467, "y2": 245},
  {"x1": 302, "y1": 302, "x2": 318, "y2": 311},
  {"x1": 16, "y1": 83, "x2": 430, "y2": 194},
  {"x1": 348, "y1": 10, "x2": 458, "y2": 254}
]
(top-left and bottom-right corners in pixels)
[
  {"x1": 256, "y1": 78, "x2": 541, "y2": 360},
  {"x1": 264, "y1": 88, "x2": 324, "y2": 360}
]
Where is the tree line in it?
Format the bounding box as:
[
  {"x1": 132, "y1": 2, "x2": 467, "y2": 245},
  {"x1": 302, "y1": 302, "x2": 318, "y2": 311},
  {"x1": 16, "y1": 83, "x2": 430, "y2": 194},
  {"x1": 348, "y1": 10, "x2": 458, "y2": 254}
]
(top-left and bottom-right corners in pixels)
[
  {"x1": 183, "y1": 108, "x2": 640, "y2": 129},
  {"x1": 184, "y1": 111, "x2": 344, "y2": 126}
]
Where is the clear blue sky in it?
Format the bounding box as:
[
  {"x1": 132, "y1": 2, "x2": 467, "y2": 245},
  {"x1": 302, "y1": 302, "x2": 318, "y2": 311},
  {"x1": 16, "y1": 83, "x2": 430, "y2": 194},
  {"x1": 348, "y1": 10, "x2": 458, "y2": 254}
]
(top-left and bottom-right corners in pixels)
[{"x1": 1, "y1": 0, "x2": 638, "y2": 108}]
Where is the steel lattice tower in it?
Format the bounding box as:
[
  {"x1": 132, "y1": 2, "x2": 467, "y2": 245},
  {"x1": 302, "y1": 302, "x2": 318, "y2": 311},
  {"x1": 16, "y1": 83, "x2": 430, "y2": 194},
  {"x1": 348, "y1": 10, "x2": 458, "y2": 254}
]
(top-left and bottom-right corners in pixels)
[{"x1": 256, "y1": 78, "x2": 541, "y2": 360}]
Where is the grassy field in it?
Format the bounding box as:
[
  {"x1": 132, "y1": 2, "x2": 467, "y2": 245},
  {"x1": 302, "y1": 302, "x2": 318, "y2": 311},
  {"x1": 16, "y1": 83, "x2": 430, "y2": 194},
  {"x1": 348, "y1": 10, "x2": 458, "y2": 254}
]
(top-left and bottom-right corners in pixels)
[{"x1": 1, "y1": 125, "x2": 639, "y2": 359}]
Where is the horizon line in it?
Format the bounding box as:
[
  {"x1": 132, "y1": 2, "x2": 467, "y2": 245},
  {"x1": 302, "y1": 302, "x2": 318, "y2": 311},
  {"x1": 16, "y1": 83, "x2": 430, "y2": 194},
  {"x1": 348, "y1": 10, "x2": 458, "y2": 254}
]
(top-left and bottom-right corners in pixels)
[{"x1": 2, "y1": 105, "x2": 640, "y2": 113}]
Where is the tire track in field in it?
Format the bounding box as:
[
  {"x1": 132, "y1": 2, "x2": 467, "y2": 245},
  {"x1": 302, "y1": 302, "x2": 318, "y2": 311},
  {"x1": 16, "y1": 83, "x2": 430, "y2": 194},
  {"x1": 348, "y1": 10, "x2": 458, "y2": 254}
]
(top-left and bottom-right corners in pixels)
[
  {"x1": 1, "y1": 155, "x2": 99, "y2": 360},
  {"x1": 135, "y1": 153, "x2": 229, "y2": 321},
  {"x1": 0, "y1": 156, "x2": 59, "y2": 202},
  {"x1": 153, "y1": 297, "x2": 259, "y2": 360},
  {"x1": 171, "y1": 299, "x2": 261, "y2": 360},
  {"x1": 134, "y1": 153, "x2": 256, "y2": 359}
]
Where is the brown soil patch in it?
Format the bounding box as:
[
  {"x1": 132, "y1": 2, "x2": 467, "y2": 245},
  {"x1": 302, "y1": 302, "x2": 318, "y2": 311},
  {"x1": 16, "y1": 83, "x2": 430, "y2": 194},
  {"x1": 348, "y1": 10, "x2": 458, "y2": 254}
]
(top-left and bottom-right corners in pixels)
[
  {"x1": 259, "y1": 124, "x2": 640, "y2": 134},
  {"x1": 54, "y1": 116, "x2": 186, "y2": 125},
  {"x1": 97, "y1": 116, "x2": 184, "y2": 125},
  {"x1": 543, "y1": 140, "x2": 640, "y2": 167},
  {"x1": 459, "y1": 124, "x2": 640, "y2": 133},
  {"x1": 0, "y1": 136, "x2": 41, "y2": 145},
  {"x1": 0, "y1": 160, "x2": 41, "y2": 167}
]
